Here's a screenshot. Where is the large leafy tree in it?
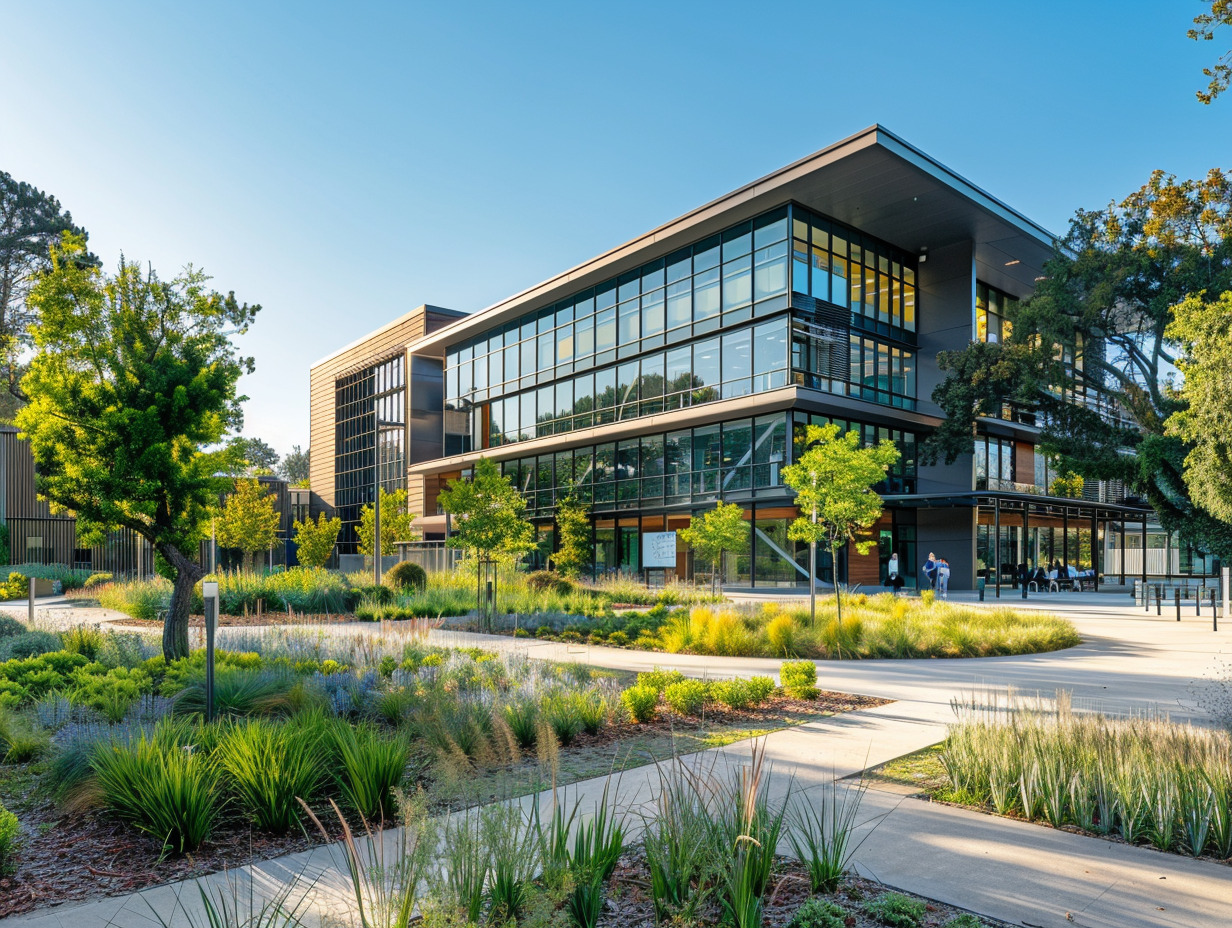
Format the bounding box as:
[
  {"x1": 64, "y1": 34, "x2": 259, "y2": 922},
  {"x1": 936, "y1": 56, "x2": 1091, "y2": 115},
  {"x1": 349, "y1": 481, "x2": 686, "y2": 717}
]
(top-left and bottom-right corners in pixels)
[
  {"x1": 280, "y1": 444, "x2": 310, "y2": 484},
  {"x1": 214, "y1": 478, "x2": 280, "y2": 572},
  {"x1": 0, "y1": 172, "x2": 96, "y2": 417},
  {"x1": 783, "y1": 424, "x2": 899, "y2": 627},
  {"x1": 678, "y1": 501, "x2": 748, "y2": 594},
  {"x1": 293, "y1": 511, "x2": 341, "y2": 569},
  {"x1": 1165, "y1": 291, "x2": 1232, "y2": 522},
  {"x1": 226, "y1": 436, "x2": 280, "y2": 475},
  {"x1": 18, "y1": 234, "x2": 258, "y2": 659},
  {"x1": 925, "y1": 168, "x2": 1232, "y2": 559},
  {"x1": 552, "y1": 490, "x2": 591, "y2": 579},
  {"x1": 356, "y1": 486, "x2": 419, "y2": 557}
]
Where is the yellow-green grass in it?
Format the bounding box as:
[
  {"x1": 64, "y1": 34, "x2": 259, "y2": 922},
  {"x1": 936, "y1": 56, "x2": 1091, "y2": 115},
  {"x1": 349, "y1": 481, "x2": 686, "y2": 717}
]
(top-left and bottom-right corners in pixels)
[{"x1": 649, "y1": 595, "x2": 1080, "y2": 660}]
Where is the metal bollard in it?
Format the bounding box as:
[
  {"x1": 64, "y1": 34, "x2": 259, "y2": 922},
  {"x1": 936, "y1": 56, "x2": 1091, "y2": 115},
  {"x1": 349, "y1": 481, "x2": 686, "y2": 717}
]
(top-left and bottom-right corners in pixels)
[
  {"x1": 27, "y1": 577, "x2": 35, "y2": 625},
  {"x1": 1156, "y1": 585, "x2": 1162, "y2": 616},
  {"x1": 1214, "y1": 590, "x2": 1220, "y2": 632},
  {"x1": 1144, "y1": 582, "x2": 1150, "y2": 613},
  {"x1": 1021, "y1": 583, "x2": 1028, "y2": 600},
  {"x1": 1175, "y1": 588, "x2": 1181, "y2": 622}
]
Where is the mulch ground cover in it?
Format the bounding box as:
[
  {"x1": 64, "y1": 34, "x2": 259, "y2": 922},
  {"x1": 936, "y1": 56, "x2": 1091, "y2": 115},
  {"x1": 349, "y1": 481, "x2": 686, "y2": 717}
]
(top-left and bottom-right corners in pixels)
[
  {"x1": 599, "y1": 850, "x2": 1012, "y2": 927},
  {"x1": 0, "y1": 690, "x2": 888, "y2": 917}
]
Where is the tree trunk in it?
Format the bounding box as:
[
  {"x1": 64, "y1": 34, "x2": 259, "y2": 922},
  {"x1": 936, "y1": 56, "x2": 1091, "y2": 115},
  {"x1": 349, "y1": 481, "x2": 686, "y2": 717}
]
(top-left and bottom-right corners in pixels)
[
  {"x1": 160, "y1": 543, "x2": 205, "y2": 661},
  {"x1": 832, "y1": 541, "x2": 842, "y2": 650},
  {"x1": 242, "y1": 550, "x2": 253, "y2": 573}
]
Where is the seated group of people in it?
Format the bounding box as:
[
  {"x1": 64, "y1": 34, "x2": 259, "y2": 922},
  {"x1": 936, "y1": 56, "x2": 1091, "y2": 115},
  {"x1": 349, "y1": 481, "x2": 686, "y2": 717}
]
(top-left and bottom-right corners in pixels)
[{"x1": 1017, "y1": 561, "x2": 1095, "y2": 591}]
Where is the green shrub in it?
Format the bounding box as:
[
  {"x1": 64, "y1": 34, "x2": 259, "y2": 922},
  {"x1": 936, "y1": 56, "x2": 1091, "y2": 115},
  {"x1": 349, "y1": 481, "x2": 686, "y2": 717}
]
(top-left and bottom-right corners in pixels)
[
  {"x1": 0, "y1": 631, "x2": 62, "y2": 661},
  {"x1": 526, "y1": 570, "x2": 576, "y2": 595},
  {"x1": 943, "y1": 916, "x2": 986, "y2": 928},
  {"x1": 864, "y1": 892, "x2": 925, "y2": 928},
  {"x1": 747, "y1": 676, "x2": 776, "y2": 705},
  {"x1": 636, "y1": 667, "x2": 685, "y2": 693},
  {"x1": 921, "y1": 589, "x2": 935, "y2": 607},
  {"x1": 663, "y1": 679, "x2": 708, "y2": 716},
  {"x1": 385, "y1": 561, "x2": 427, "y2": 591},
  {"x1": 606, "y1": 630, "x2": 629, "y2": 647},
  {"x1": 559, "y1": 629, "x2": 583, "y2": 643},
  {"x1": 787, "y1": 898, "x2": 849, "y2": 928},
  {"x1": 535, "y1": 625, "x2": 554, "y2": 639},
  {"x1": 84, "y1": 571, "x2": 114, "y2": 589},
  {"x1": 503, "y1": 699, "x2": 539, "y2": 750},
  {"x1": 0, "y1": 802, "x2": 18, "y2": 872},
  {"x1": 0, "y1": 616, "x2": 24, "y2": 639},
  {"x1": 781, "y1": 660, "x2": 819, "y2": 700},
  {"x1": 543, "y1": 693, "x2": 584, "y2": 745},
  {"x1": 329, "y1": 722, "x2": 408, "y2": 820},
  {"x1": 61, "y1": 625, "x2": 105, "y2": 660},
  {"x1": 98, "y1": 577, "x2": 171, "y2": 620},
  {"x1": 710, "y1": 678, "x2": 753, "y2": 710},
  {"x1": 355, "y1": 584, "x2": 395, "y2": 605},
  {"x1": 69, "y1": 666, "x2": 153, "y2": 722},
  {"x1": 0, "y1": 706, "x2": 49, "y2": 762},
  {"x1": 5, "y1": 563, "x2": 93, "y2": 590},
  {"x1": 574, "y1": 692, "x2": 608, "y2": 735},
  {"x1": 216, "y1": 718, "x2": 326, "y2": 832},
  {"x1": 621, "y1": 684, "x2": 658, "y2": 723},
  {"x1": 91, "y1": 726, "x2": 221, "y2": 853}
]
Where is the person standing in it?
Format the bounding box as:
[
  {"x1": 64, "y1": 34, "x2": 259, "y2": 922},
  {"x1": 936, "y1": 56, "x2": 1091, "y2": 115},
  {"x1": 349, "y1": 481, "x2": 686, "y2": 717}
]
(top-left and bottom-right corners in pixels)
[
  {"x1": 886, "y1": 552, "x2": 902, "y2": 595},
  {"x1": 938, "y1": 557, "x2": 951, "y2": 599},
  {"x1": 922, "y1": 552, "x2": 938, "y2": 590}
]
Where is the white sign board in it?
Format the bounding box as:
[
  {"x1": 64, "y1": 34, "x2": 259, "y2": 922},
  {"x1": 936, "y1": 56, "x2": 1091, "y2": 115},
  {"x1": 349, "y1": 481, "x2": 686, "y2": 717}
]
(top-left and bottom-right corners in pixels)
[{"x1": 643, "y1": 532, "x2": 678, "y2": 569}]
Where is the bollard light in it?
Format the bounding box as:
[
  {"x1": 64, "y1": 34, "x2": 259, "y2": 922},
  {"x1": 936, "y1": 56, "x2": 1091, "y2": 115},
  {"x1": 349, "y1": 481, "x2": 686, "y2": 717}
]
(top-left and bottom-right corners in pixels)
[{"x1": 203, "y1": 581, "x2": 219, "y2": 722}]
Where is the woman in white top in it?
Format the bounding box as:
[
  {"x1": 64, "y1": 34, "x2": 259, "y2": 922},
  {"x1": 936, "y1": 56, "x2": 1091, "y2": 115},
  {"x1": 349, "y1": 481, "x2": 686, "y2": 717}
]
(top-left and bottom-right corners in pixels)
[{"x1": 937, "y1": 558, "x2": 951, "y2": 599}]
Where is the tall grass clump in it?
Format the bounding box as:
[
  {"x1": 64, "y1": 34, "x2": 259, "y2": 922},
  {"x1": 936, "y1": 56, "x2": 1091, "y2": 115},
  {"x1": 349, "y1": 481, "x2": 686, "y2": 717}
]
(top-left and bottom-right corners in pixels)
[
  {"x1": 216, "y1": 717, "x2": 327, "y2": 832},
  {"x1": 90, "y1": 720, "x2": 221, "y2": 853},
  {"x1": 941, "y1": 690, "x2": 1232, "y2": 859},
  {"x1": 329, "y1": 722, "x2": 409, "y2": 820}
]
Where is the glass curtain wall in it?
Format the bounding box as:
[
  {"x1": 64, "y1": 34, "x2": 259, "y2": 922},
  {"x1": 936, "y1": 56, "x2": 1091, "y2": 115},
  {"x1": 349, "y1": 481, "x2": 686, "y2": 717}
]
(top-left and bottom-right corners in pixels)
[
  {"x1": 334, "y1": 354, "x2": 406, "y2": 552},
  {"x1": 445, "y1": 208, "x2": 793, "y2": 453}
]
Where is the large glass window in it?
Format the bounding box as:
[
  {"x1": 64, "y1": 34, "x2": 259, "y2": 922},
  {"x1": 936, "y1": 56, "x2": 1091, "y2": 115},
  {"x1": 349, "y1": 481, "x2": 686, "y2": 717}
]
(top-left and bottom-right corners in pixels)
[{"x1": 975, "y1": 281, "x2": 1017, "y2": 343}]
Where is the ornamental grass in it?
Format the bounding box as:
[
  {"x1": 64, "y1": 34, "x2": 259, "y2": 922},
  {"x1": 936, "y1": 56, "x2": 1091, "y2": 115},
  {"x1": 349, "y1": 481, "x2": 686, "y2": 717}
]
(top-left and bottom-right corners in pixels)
[{"x1": 942, "y1": 690, "x2": 1232, "y2": 859}]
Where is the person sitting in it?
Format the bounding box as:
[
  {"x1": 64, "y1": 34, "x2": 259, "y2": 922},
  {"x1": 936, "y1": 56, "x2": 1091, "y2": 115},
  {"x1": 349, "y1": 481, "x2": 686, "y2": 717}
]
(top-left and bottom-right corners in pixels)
[{"x1": 1047, "y1": 565, "x2": 1060, "y2": 593}]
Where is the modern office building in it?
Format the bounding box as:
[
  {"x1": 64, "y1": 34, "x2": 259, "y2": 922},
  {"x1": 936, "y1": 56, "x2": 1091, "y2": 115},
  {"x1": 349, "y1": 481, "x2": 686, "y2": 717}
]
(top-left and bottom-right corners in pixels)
[{"x1": 308, "y1": 126, "x2": 1190, "y2": 591}]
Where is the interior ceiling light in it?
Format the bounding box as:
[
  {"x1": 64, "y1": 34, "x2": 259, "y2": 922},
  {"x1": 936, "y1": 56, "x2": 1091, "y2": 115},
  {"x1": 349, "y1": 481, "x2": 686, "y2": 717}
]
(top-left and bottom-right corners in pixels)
[{"x1": 1005, "y1": 259, "x2": 1020, "y2": 266}]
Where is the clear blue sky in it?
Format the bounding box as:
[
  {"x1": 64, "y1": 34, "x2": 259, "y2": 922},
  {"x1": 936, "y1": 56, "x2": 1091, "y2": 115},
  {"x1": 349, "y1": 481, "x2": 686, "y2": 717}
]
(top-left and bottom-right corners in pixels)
[{"x1": 1, "y1": 1, "x2": 1227, "y2": 458}]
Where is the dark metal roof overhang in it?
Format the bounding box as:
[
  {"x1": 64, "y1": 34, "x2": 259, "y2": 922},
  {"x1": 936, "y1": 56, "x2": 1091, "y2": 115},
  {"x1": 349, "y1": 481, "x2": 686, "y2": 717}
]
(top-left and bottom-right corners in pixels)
[
  {"x1": 409, "y1": 125, "x2": 1056, "y2": 358},
  {"x1": 884, "y1": 491, "x2": 1154, "y2": 522}
]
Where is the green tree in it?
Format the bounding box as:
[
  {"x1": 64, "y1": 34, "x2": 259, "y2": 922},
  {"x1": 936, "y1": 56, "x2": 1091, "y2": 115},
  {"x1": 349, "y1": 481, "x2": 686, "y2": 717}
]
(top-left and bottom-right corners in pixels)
[
  {"x1": 1190, "y1": 1, "x2": 1232, "y2": 103},
  {"x1": 0, "y1": 172, "x2": 96, "y2": 418},
  {"x1": 924, "y1": 167, "x2": 1232, "y2": 561},
  {"x1": 214, "y1": 478, "x2": 281, "y2": 572},
  {"x1": 356, "y1": 487, "x2": 418, "y2": 557},
  {"x1": 1165, "y1": 290, "x2": 1232, "y2": 522},
  {"x1": 552, "y1": 490, "x2": 591, "y2": 579},
  {"x1": 438, "y1": 458, "x2": 535, "y2": 629},
  {"x1": 782, "y1": 424, "x2": 899, "y2": 628},
  {"x1": 280, "y1": 444, "x2": 309, "y2": 483},
  {"x1": 678, "y1": 501, "x2": 748, "y2": 594},
  {"x1": 17, "y1": 234, "x2": 257, "y2": 659},
  {"x1": 226, "y1": 436, "x2": 280, "y2": 475},
  {"x1": 293, "y1": 511, "x2": 341, "y2": 569}
]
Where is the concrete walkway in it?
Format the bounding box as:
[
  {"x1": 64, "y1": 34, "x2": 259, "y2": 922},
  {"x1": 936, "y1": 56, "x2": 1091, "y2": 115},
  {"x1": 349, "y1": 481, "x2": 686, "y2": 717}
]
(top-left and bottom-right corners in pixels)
[{"x1": 2, "y1": 596, "x2": 1230, "y2": 926}]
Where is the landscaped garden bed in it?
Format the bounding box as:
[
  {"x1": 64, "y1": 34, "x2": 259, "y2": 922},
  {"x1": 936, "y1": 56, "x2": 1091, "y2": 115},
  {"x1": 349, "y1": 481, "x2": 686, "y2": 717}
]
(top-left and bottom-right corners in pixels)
[
  {"x1": 866, "y1": 692, "x2": 1232, "y2": 864},
  {"x1": 0, "y1": 617, "x2": 886, "y2": 917},
  {"x1": 517, "y1": 593, "x2": 1082, "y2": 660}
]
